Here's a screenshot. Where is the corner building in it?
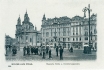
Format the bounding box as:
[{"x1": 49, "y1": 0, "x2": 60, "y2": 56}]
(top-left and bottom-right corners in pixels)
[
  {"x1": 15, "y1": 11, "x2": 41, "y2": 48},
  {"x1": 41, "y1": 14, "x2": 97, "y2": 49}
]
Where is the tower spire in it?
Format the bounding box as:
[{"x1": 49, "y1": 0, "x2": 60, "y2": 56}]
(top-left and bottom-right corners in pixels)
[
  {"x1": 17, "y1": 15, "x2": 21, "y2": 25},
  {"x1": 26, "y1": 9, "x2": 27, "y2": 14},
  {"x1": 42, "y1": 13, "x2": 46, "y2": 20}
]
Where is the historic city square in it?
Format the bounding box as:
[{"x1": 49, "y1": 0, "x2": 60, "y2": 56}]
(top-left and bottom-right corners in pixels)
[{"x1": 5, "y1": 4, "x2": 97, "y2": 61}]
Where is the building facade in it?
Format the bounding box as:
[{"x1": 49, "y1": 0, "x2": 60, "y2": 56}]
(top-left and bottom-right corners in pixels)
[
  {"x1": 15, "y1": 11, "x2": 41, "y2": 48},
  {"x1": 41, "y1": 14, "x2": 97, "y2": 49},
  {"x1": 5, "y1": 34, "x2": 16, "y2": 48}
]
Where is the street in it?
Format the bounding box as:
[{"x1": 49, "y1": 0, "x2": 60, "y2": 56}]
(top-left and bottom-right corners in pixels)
[{"x1": 5, "y1": 48, "x2": 96, "y2": 61}]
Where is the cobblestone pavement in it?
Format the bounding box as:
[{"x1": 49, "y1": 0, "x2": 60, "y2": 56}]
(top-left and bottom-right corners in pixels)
[{"x1": 5, "y1": 48, "x2": 96, "y2": 61}]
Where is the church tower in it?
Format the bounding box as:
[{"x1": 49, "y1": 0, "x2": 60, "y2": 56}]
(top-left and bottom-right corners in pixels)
[
  {"x1": 16, "y1": 15, "x2": 22, "y2": 33},
  {"x1": 15, "y1": 15, "x2": 22, "y2": 49},
  {"x1": 42, "y1": 14, "x2": 46, "y2": 25},
  {"x1": 24, "y1": 10, "x2": 30, "y2": 23}
]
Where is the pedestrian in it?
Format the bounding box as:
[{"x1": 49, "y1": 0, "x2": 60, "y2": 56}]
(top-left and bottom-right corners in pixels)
[
  {"x1": 12, "y1": 46, "x2": 17, "y2": 56},
  {"x1": 27, "y1": 46, "x2": 30, "y2": 55},
  {"x1": 46, "y1": 46, "x2": 48, "y2": 54},
  {"x1": 42, "y1": 46, "x2": 46, "y2": 59},
  {"x1": 39, "y1": 46, "x2": 42, "y2": 56},
  {"x1": 36, "y1": 46, "x2": 38, "y2": 55},
  {"x1": 33, "y1": 46, "x2": 35, "y2": 54},
  {"x1": 60, "y1": 46, "x2": 63, "y2": 60},
  {"x1": 23, "y1": 46, "x2": 26, "y2": 56},
  {"x1": 49, "y1": 47, "x2": 52, "y2": 59},
  {"x1": 34, "y1": 46, "x2": 36, "y2": 55},
  {"x1": 31, "y1": 46, "x2": 33, "y2": 55},
  {"x1": 70, "y1": 47, "x2": 73, "y2": 53},
  {"x1": 12, "y1": 47, "x2": 15, "y2": 56},
  {"x1": 56, "y1": 46, "x2": 58, "y2": 56}
]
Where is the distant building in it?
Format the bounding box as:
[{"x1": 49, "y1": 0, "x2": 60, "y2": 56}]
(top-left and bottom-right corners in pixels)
[
  {"x1": 41, "y1": 14, "x2": 97, "y2": 49},
  {"x1": 15, "y1": 11, "x2": 41, "y2": 48},
  {"x1": 5, "y1": 35, "x2": 13, "y2": 48},
  {"x1": 5, "y1": 33, "x2": 17, "y2": 49}
]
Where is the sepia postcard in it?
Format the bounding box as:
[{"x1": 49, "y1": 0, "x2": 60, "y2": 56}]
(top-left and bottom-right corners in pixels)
[{"x1": 0, "y1": 0, "x2": 104, "y2": 70}]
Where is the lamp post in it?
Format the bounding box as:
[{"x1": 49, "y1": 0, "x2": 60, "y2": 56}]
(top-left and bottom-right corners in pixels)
[
  {"x1": 83, "y1": 4, "x2": 92, "y2": 53},
  {"x1": 53, "y1": 28, "x2": 57, "y2": 48}
]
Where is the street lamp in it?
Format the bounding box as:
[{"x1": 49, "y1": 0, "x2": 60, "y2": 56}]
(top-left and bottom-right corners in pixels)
[
  {"x1": 53, "y1": 28, "x2": 57, "y2": 48},
  {"x1": 82, "y1": 4, "x2": 92, "y2": 53}
]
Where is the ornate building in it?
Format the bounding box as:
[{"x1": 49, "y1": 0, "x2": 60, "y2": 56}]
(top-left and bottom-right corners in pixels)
[
  {"x1": 41, "y1": 14, "x2": 97, "y2": 49},
  {"x1": 15, "y1": 11, "x2": 41, "y2": 48}
]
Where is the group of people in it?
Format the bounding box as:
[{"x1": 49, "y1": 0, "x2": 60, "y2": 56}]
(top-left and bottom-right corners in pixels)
[
  {"x1": 23, "y1": 46, "x2": 52, "y2": 59},
  {"x1": 56, "y1": 46, "x2": 64, "y2": 60},
  {"x1": 22, "y1": 45, "x2": 64, "y2": 60},
  {"x1": 10, "y1": 45, "x2": 73, "y2": 60},
  {"x1": 23, "y1": 46, "x2": 39, "y2": 56}
]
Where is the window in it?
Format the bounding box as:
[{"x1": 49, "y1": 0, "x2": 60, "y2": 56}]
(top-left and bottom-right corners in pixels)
[
  {"x1": 94, "y1": 29, "x2": 96, "y2": 34},
  {"x1": 46, "y1": 39, "x2": 48, "y2": 42},
  {"x1": 73, "y1": 27, "x2": 75, "y2": 32},
  {"x1": 76, "y1": 38, "x2": 78, "y2": 41},
  {"x1": 46, "y1": 32, "x2": 49, "y2": 37},
  {"x1": 95, "y1": 36, "x2": 97, "y2": 40},
  {"x1": 68, "y1": 28, "x2": 70, "y2": 36},
  {"x1": 59, "y1": 38, "x2": 60, "y2": 41},
  {"x1": 43, "y1": 33, "x2": 45, "y2": 37},
  {"x1": 59, "y1": 28, "x2": 60, "y2": 36},
  {"x1": 76, "y1": 27, "x2": 78, "y2": 32},
  {"x1": 85, "y1": 37, "x2": 88, "y2": 40},
  {"x1": 63, "y1": 28, "x2": 66, "y2": 36},
  {"x1": 80, "y1": 37, "x2": 81, "y2": 41},
  {"x1": 30, "y1": 38, "x2": 32, "y2": 42},
  {"x1": 85, "y1": 31, "x2": 88, "y2": 36},
  {"x1": 73, "y1": 38, "x2": 74, "y2": 41},
  {"x1": 59, "y1": 32, "x2": 60, "y2": 36},
  {"x1": 43, "y1": 39, "x2": 45, "y2": 41},
  {"x1": 51, "y1": 29, "x2": 52, "y2": 36},
  {"x1": 73, "y1": 33, "x2": 74, "y2": 35},
  {"x1": 91, "y1": 26, "x2": 92, "y2": 30},
  {"x1": 63, "y1": 32, "x2": 66, "y2": 36},
  {"x1": 26, "y1": 36, "x2": 28, "y2": 40},
  {"x1": 68, "y1": 44, "x2": 70, "y2": 48},
  {"x1": 63, "y1": 28, "x2": 66, "y2": 31},
  {"x1": 85, "y1": 26, "x2": 88, "y2": 30},
  {"x1": 68, "y1": 38, "x2": 70, "y2": 41},
  {"x1": 63, "y1": 38, "x2": 66, "y2": 41}
]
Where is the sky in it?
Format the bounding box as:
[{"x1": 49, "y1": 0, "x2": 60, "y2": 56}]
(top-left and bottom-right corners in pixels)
[{"x1": 0, "y1": 0, "x2": 101, "y2": 38}]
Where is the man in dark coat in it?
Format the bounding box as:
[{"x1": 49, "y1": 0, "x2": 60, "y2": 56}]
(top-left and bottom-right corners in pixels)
[
  {"x1": 31, "y1": 46, "x2": 33, "y2": 55},
  {"x1": 56, "y1": 46, "x2": 58, "y2": 56},
  {"x1": 60, "y1": 46, "x2": 63, "y2": 60},
  {"x1": 42, "y1": 46, "x2": 46, "y2": 59},
  {"x1": 12, "y1": 46, "x2": 17, "y2": 56},
  {"x1": 33, "y1": 47, "x2": 35, "y2": 54},
  {"x1": 49, "y1": 47, "x2": 52, "y2": 59},
  {"x1": 70, "y1": 47, "x2": 73, "y2": 53},
  {"x1": 46, "y1": 46, "x2": 49, "y2": 54},
  {"x1": 23, "y1": 46, "x2": 26, "y2": 56},
  {"x1": 36, "y1": 46, "x2": 38, "y2": 55},
  {"x1": 27, "y1": 46, "x2": 30, "y2": 55},
  {"x1": 34, "y1": 46, "x2": 36, "y2": 55}
]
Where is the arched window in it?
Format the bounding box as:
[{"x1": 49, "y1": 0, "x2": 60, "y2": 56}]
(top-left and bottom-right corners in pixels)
[
  {"x1": 46, "y1": 32, "x2": 49, "y2": 37},
  {"x1": 30, "y1": 38, "x2": 32, "y2": 42}
]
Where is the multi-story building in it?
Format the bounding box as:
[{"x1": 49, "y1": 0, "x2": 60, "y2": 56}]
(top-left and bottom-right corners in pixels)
[
  {"x1": 5, "y1": 35, "x2": 13, "y2": 47},
  {"x1": 15, "y1": 11, "x2": 41, "y2": 48},
  {"x1": 5, "y1": 34, "x2": 16, "y2": 48},
  {"x1": 41, "y1": 14, "x2": 97, "y2": 49}
]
